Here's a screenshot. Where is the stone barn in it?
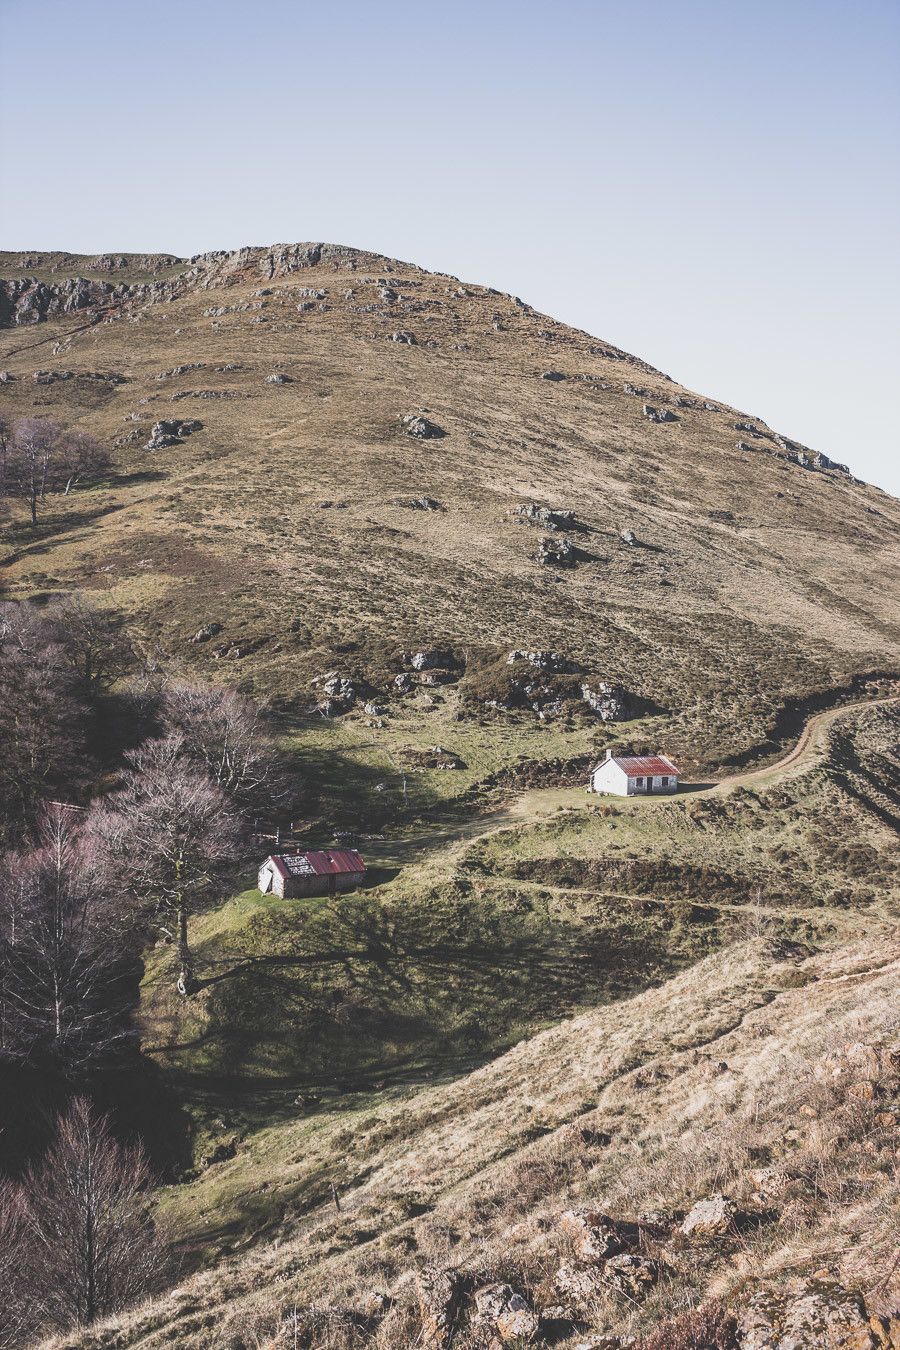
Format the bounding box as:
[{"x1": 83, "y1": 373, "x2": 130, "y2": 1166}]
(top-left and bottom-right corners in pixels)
[
  {"x1": 257, "y1": 849, "x2": 367, "y2": 899},
  {"x1": 589, "y1": 751, "x2": 680, "y2": 797}
]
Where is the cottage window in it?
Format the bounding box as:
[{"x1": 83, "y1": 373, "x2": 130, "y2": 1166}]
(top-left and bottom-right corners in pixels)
[
  {"x1": 635, "y1": 776, "x2": 644, "y2": 786},
  {"x1": 660, "y1": 776, "x2": 668, "y2": 785}
]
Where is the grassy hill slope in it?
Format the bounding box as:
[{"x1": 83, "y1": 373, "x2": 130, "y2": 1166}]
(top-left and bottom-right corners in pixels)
[{"x1": 2, "y1": 243, "x2": 899, "y2": 768}]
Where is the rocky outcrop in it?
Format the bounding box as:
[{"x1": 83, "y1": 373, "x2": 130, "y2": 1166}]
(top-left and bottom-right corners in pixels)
[
  {"x1": 507, "y1": 650, "x2": 578, "y2": 673},
  {"x1": 146, "y1": 419, "x2": 202, "y2": 450},
  {"x1": 516, "y1": 502, "x2": 578, "y2": 531},
  {"x1": 580, "y1": 683, "x2": 628, "y2": 720}
]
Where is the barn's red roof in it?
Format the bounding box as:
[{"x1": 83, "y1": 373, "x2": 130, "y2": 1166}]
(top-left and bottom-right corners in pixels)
[
  {"x1": 269, "y1": 849, "x2": 366, "y2": 880},
  {"x1": 610, "y1": 755, "x2": 679, "y2": 777}
]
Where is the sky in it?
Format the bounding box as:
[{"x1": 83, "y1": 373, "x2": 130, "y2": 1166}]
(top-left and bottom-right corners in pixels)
[{"x1": 2, "y1": 0, "x2": 898, "y2": 494}]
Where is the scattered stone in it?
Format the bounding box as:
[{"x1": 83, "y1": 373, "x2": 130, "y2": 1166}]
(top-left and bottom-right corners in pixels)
[
  {"x1": 471, "y1": 1283, "x2": 539, "y2": 1343},
  {"x1": 0, "y1": 371, "x2": 13, "y2": 382},
  {"x1": 394, "y1": 673, "x2": 413, "y2": 694},
  {"x1": 391, "y1": 330, "x2": 416, "y2": 344},
  {"x1": 266, "y1": 372, "x2": 290, "y2": 384},
  {"x1": 541, "y1": 370, "x2": 566, "y2": 381},
  {"x1": 734, "y1": 420, "x2": 764, "y2": 437},
  {"x1": 559, "y1": 1208, "x2": 623, "y2": 1262},
  {"x1": 737, "y1": 441, "x2": 755, "y2": 452},
  {"x1": 364, "y1": 701, "x2": 387, "y2": 717},
  {"x1": 620, "y1": 529, "x2": 637, "y2": 546},
  {"x1": 680, "y1": 1193, "x2": 737, "y2": 1238},
  {"x1": 400, "y1": 413, "x2": 445, "y2": 439},
  {"x1": 322, "y1": 674, "x2": 356, "y2": 706},
  {"x1": 537, "y1": 535, "x2": 577, "y2": 566},
  {"x1": 643, "y1": 404, "x2": 678, "y2": 423},
  {"x1": 190, "y1": 622, "x2": 222, "y2": 644}
]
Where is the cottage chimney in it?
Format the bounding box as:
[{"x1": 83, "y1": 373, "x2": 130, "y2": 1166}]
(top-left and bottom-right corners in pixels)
[{"x1": 605, "y1": 749, "x2": 613, "y2": 760}]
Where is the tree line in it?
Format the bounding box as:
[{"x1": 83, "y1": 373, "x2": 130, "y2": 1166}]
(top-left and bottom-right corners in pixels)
[{"x1": 0, "y1": 594, "x2": 292, "y2": 1344}]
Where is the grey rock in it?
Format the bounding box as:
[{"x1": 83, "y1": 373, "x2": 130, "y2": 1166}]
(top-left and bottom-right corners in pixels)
[
  {"x1": 516, "y1": 502, "x2": 577, "y2": 531},
  {"x1": 581, "y1": 683, "x2": 627, "y2": 720},
  {"x1": 266, "y1": 372, "x2": 290, "y2": 384},
  {"x1": 400, "y1": 413, "x2": 445, "y2": 439},
  {"x1": 537, "y1": 535, "x2": 577, "y2": 566},
  {"x1": 507, "y1": 650, "x2": 575, "y2": 673},
  {"x1": 541, "y1": 370, "x2": 566, "y2": 381},
  {"x1": 189, "y1": 623, "x2": 222, "y2": 643},
  {"x1": 146, "y1": 418, "x2": 202, "y2": 450},
  {"x1": 643, "y1": 404, "x2": 678, "y2": 423},
  {"x1": 390, "y1": 330, "x2": 416, "y2": 344},
  {"x1": 620, "y1": 529, "x2": 637, "y2": 546}
]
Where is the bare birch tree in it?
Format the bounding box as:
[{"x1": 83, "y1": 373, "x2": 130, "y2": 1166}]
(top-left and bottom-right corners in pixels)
[
  {"x1": 0, "y1": 808, "x2": 135, "y2": 1070},
  {"x1": 3, "y1": 1098, "x2": 164, "y2": 1334},
  {"x1": 87, "y1": 735, "x2": 243, "y2": 994}
]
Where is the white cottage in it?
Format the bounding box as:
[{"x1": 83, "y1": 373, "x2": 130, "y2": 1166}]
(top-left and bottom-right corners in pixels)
[{"x1": 589, "y1": 751, "x2": 680, "y2": 797}]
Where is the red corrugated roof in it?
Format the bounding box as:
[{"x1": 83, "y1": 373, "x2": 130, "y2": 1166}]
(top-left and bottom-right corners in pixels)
[
  {"x1": 611, "y1": 755, "x2": 679, "y2": 777},
  {"x1": 269, "y1": 849, "x2": 366, "y2": 878}
]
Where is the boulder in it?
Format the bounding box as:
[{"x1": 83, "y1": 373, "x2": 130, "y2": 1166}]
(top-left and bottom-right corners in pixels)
[
  {"x1": 602, "y1": 1254, "x2": 657, "y2": 1300},
  {"x1": 537, "y1": 535, "x2": 577, "y2": 566},
  {"x1": 190, "y1": 622, "x2": 222, "y2": 644},
  {"x1": 409, "y1": 650, "x2": 451, "y2": 671},
  {"x1": 415, "y1": 1266, "x2": 464, "y2": 1348},
  {"x1": 266, "y1": 372, "x2": 290, "y2": 384},
  {"x1": 559, "y1": 1208, "x2": 623, "y2": 1262},
  {"x1": 643, "y1": 404, "x2": 678, "y2": 423},
  {"x1": 541, "y1": 370, "x2": 566, "y2": 381},
  {"x1": 471, "y1": 1283, "x2": 539, "y2": 1343},
  {"x1": 401, "y1": 413, "x2": 445, "y2": 439},
  {"x1": 391, "y1": 330, "x2": 416, "y2": 344},
  {"x1": 394, "y1": 673, "x2": 413, "y2": 693},
  {"x1": 680, "y1": 1193, "x2": 737, "y2": 1237},
  {"x1": 738, "y1": 1279, "x2": 899, "y2": 1350},
  {"x1": 619, "y1": 529, "x2": 637, "y2": 546}
]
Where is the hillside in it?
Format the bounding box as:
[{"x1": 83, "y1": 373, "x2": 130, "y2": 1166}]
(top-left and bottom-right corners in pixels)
[
  {"x1": 2, "y1": 243, "x2": 899, "y2": 778},
  {"x1": 2, "y1": 245, "x2": 899, "y2": 1349}
]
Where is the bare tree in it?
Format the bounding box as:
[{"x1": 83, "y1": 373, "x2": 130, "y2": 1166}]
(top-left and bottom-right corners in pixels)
[
  {"x1": 4, "y1": 1098, "x2": 164, "y2": 1333},
  {"x1": 0, "y1": 808, "x2": 135, "y2": 1071},
  {"x1": 160, "y1": 680, "x2": 290, "y2": 816},
  {"x1": 0, "y1": 418, "x2": 110, "y2": 526},
  {"x1": 48, "y1": 595, "x2": 134, "y2": 698},
  {"x1": 87, "y1": 735, "x2": 243, "y2": 994}
]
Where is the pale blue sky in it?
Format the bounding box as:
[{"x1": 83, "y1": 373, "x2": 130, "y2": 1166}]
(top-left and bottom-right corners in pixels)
[{"x1": 2, "y1": 0, "x2": 898, "y2": 493}]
